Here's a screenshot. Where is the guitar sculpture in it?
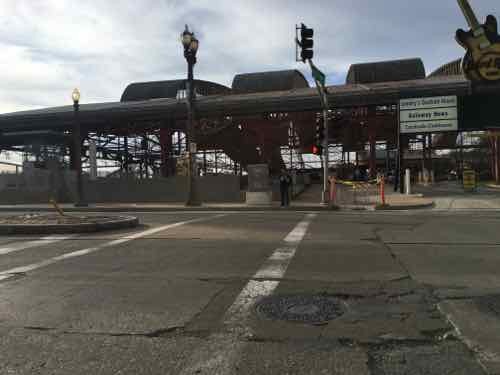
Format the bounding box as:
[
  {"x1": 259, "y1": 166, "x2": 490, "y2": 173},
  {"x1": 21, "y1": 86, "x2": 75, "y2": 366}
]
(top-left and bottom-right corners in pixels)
[{"x1": 456, "y1": 0, "x2": 500, "y2": 82}]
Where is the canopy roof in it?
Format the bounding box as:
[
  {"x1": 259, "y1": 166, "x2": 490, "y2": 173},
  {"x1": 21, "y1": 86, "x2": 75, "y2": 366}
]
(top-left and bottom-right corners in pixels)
[
  {"x1": 428, "y1": 58, "x2": 463, "y2": 78},
  {"x1": 121, "y1": 79, "x2": 231, "y2": 102},
  {"x1": 346, "y1": 58, "x2": 426, "y2": 84},
  {"x1": 1, "y1": 75, "x2": 499, "y2": 133},
  {"x1": 232, "y1": 70, "x2": 309, "y2": 94}
]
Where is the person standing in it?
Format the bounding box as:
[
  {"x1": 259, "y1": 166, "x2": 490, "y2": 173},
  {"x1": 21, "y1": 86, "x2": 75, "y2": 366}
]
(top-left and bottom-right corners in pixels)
[{"x1": 279, "y1": 169, "x2": 292, "y2": 207}]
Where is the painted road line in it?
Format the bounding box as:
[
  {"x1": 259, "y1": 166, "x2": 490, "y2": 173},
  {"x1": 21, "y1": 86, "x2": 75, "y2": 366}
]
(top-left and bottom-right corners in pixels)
[
  {"x1": 180, "y1": 213, "x2": 316, "y2": 374},
  {"x1": 0, "y1": 214, "x2": 227, "y2": 278},
  {"x1": 251, "y1": 218, "x2": 315, "y2": 280},
  {"x1": 226, "y1": 213, "x2": 315, "y2": 326},
  {"x1": 439, "y1": 301, "x2": 500, "y2": 374},
  {"x1": 0, "y1": 274, "x2": 13, "y2": 282},
  {"x1": 0, "y1": 235, "x2": 75, "y2": 256}
]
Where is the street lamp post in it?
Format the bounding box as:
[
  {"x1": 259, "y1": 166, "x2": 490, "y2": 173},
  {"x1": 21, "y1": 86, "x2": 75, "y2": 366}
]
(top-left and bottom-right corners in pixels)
[
  {"x1": 181, "y1": 25, "x2": 202, "y2": 206},
  {"x1": 72, "y1": 88, "x2": 87, "y2": 207}
]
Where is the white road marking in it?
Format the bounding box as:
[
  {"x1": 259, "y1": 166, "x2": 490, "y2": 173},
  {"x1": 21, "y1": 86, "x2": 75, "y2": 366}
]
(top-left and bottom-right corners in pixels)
[
  {"x1": 180, "y1": 213, "x2": 316, "y2": 374},
  {"x1": 227, "y1": 214, "x2": 315, "y2": 325},
  {"x1": 0, "y1": 214, "x2": 227, "y2": 278},
  {"x1": 253, "y1": 248, "x2": 294, "y2": 279},
  {"x1": 0, "y1": 235, "x2": 75, "y2": 256},
  {"x1": 438, "y1": 301, "x2": 500, "y2": 373}
]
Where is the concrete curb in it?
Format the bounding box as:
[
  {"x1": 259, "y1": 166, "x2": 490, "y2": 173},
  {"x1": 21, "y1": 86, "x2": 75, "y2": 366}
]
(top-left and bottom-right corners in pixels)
[
  {"x1": 0, "y1": 215, "x2": 139, "y2": 235},
  {"x1": 374, "y1": 201, "x2": 435, "y2": 211},
  {"x1": 485, "y1": 184, "x2": 500, "y2": 190},
  {"x1": 0, "y1": 202, "x2": 435, "y2": 213}
]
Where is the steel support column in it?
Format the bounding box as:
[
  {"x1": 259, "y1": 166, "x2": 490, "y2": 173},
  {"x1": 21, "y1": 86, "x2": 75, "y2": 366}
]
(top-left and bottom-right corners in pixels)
[
  {"x1": 492, "y1": 132, "x2": 500, "y2": 185},
  {"x1": 159, "y1": 127, "x2": 173, "y2": 177},
  {"x1": 368, "y1": 124, "x2": 376, "y2": 179}
]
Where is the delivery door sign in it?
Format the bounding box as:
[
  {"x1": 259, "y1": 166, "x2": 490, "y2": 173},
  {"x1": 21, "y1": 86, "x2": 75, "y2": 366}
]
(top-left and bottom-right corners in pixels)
[{"x1": 399, "y1": 96, "x2": 458, "y2": 134}]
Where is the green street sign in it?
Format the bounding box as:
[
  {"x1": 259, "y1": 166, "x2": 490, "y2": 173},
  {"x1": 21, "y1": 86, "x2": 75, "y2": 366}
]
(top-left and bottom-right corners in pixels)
[{"x1": 311, "y1": 63, "x2": 326, "y2": 87}]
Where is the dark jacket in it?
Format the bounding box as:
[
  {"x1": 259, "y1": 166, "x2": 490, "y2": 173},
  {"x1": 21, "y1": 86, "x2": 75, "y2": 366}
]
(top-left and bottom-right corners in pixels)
[{"x1": 279, "y1": 174, "x2": 292, "y2": 189}]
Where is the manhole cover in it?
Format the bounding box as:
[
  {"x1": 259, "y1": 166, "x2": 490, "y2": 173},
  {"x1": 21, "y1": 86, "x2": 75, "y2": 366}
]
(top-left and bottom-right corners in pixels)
[{"x1": 255, "y1": 295, "x2": 344, "y2": 324}]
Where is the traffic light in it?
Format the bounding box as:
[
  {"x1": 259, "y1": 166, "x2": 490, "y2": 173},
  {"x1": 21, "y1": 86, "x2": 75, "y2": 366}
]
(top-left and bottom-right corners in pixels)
[
  {"x1": 299, "y1": 23, "x2": 314, "y2": 62},
  {"x1": 313, "y1": 122, "x2": 324, "y2": 155},
  {"x1": 312, "y1": 144, "x2": 322, "y2": 155}
]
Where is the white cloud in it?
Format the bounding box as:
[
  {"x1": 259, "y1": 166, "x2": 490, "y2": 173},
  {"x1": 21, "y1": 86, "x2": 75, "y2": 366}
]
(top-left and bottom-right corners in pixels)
[{"x1": 0, "y1": 0, "x2": 499, "y2": 113}]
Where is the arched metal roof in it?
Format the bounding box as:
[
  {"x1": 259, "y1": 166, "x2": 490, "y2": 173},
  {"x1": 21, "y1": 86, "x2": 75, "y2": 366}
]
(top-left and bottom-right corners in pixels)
[
  {"x1": 232, "y1": 70, "x2": 309, "y2": 94},
  {"x1": 121, "y1": 79, "x2": 231, "y2": 102},
  {"x1": 4, "y1": 76, "x2": 497, "y2": 133},
  {"x1": 346, "y1": 58, "x2": 426, "y2": 84},
  {"x1": 428, "y1": 59, "x2": 463, "y2": 78}
]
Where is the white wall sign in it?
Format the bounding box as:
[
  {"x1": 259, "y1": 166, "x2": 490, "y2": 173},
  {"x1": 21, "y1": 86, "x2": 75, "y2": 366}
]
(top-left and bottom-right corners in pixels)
[{"x1": 399, "y1": 96, "x2": 458, "y2": 134}]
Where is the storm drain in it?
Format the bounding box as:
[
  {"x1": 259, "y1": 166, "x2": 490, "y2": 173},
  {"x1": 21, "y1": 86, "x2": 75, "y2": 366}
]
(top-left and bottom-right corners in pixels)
[{"x1": 255, "y1": 295, "x2": 344, "y2": 324}]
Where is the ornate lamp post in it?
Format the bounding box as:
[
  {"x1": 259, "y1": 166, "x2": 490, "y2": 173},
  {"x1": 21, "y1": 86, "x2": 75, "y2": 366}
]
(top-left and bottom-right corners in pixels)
[
  {"x1": 181, "y1": 25, "x2": 202, "y2": 206},
  {"x1": 72, "y1": 88, "x2": 87, "y2": 207}
]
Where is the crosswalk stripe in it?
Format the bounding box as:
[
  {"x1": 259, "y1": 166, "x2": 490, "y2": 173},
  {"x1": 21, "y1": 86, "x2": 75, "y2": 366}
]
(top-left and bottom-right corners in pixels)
[
  {"x1": 0, "y1": 235, "x2": 75, "y2": 256},
  {"x1": 180, "y1": 213, "x2": 316, "y2": 374},
  {"x1": 0, "y1": 214, "x2": 227, "y2": 278}
]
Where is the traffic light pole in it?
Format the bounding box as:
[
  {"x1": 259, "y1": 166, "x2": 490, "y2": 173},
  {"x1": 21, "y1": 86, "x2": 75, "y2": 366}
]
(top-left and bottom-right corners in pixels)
[
  {"x1": 308, "y1": 61, "x2": 330, "y2": 205},
  {"x1": 321, "y1": 107, "x2": 329, "y2": 205},
  {"x1": 297, "y1": 24, "x2": 329, "y2": 205}
]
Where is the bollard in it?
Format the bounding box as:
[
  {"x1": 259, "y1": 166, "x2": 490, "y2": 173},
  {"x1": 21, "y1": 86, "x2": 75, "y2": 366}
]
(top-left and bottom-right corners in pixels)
[
  {"x1": 423, "y1": 168, "x2": 429, "y2": 186},
  {"x1": 405, "y1": 169, "x2": 411, "y2": 195},
  {"x1": 380, "y1": 176, "x2": 386, "y2": 206},
  {"x1": 329, "y1": 177, "x2": 337, "y2": 206}
]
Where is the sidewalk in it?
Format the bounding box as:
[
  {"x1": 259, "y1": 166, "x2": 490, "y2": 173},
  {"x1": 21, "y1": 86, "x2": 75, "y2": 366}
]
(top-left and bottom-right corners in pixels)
[
  {"x1": 0, "y1": 198, "x2": 434, "y2": 213},
  {"x1": 295, "y1": 183, "x2": 433, "y2": 211},
  {"x1": 414, "y1": 181, "x2": 500, "y2": 210},
  {"x1": 0, "y1": 185, "x2": 435, "y2": 212},
  {"x1": 0, "y1": 202, "x2": 323, "y2": 213}
]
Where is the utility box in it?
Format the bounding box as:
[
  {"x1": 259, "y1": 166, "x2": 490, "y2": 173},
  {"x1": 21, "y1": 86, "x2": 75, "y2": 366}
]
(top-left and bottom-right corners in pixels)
[{"x1": 246, "y1": 164, "x2": 272, "y2": 206}]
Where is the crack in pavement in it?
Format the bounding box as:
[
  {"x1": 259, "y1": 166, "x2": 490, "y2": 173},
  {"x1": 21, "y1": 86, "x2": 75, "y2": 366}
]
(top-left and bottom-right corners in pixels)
[
  {"x1": 20, "y1": 325, "x2": 208, "y2": 340},
  {"x1": 373, "y1": 228, "x2": 412, "y2": 278}
]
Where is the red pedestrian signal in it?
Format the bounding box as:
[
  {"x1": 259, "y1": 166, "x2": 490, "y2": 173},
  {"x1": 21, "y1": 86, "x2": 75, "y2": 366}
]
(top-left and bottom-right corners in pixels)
[{"x1": 312, "y1": 145, "x2": 322, "y2": 155}]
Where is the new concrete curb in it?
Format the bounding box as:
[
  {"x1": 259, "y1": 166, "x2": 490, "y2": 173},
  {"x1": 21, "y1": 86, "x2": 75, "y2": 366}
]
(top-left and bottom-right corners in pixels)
[
  {"x1": 374, "y1": 201, "x2": 435, "y2": 210},
  {"x1": 0, "y1": 215, "x2": 139, "y2": 235},
  {"x1": 0, "y1": 202, "x2": 435, "y2": 213}
]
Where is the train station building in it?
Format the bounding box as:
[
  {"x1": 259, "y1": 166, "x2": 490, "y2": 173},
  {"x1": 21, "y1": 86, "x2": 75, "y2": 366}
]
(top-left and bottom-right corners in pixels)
[{"x1": 0, "y1": 54, "x2": 499, "y2": 204}]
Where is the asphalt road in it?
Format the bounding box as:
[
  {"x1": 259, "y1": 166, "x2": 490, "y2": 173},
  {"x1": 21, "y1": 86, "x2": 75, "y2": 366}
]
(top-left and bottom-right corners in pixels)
[{"x1": 0, "y1": 210, "x2": 499, "y2": 374}]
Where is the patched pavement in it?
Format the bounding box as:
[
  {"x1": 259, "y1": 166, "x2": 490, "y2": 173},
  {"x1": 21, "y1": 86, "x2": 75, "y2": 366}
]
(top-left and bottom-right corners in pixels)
[{"x1": 0, "y1": 211, "x2": 497, "y2": 374}]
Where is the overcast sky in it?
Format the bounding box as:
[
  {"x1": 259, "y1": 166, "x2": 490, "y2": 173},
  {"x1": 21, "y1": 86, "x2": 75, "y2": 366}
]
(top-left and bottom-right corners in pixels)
[{"x1": 1, "y1": 0, "x2": 499, "y2": 114}]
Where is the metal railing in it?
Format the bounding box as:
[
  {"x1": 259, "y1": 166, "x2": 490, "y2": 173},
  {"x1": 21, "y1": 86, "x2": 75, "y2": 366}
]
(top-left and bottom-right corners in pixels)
[{"x1": 329, "y1": 176, "x2": 386, "y2": 208}]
